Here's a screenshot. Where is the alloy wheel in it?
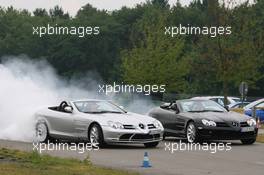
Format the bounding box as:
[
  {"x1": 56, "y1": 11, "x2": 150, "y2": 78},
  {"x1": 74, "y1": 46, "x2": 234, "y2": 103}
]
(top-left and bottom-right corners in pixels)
[
  {"x1": 90, "y1": 126, "x2": 99, "y2": 145},
  {"x1": 36, "y1": 123, "x2": 48, "y2": 142},
  {"x1": 187, "y1": 123, "x2": 196, "y2": 143}
]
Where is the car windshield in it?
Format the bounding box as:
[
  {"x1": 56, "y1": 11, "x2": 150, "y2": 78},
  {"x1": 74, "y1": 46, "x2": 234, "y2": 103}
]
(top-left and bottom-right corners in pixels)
[
  {"x1": 231, "y1": 102, "x2": 249, "y2": 108},
  {"x1": 256, "y1": 102, "x2": 264, "y2": 108},
  {"x1": 179, "y1": 100, "x2": 226, "y2": 113},
  {"x1": 244, "y1": 99, "x2": 264, "y2": 109},
  {"x1": 74, "y1": 101, "x2": 125, "y2": 114},
  {"x1": 232, "y1": 98, "x2": 241, "y2": 103}
]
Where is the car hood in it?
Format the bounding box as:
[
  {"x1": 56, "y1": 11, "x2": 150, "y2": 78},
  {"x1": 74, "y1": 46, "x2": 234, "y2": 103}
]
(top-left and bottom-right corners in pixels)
[
  {"x1": 81, "y1": 112, "x2": 157, "y2": 125},
  {"x1": 183, "y1": 111, "x2": 251, "y2": 122}
]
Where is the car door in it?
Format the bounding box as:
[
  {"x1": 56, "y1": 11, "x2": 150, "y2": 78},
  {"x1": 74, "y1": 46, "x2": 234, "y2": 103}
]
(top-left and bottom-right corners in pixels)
[
  {"x1": 72, "y1": 114, "x2": 92, "y2": 138},
  {"x1": 47, "y1": 110, "x2": 74, "y2": 137},
  {"x1": 159, "y1": 107, "x2": 183, "y2": 134}
]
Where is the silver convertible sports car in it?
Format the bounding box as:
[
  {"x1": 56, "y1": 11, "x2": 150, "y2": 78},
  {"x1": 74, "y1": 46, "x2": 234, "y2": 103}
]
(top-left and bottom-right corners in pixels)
[{"x1": 35, "y1": 99, "x2": 164, "y2": 148}]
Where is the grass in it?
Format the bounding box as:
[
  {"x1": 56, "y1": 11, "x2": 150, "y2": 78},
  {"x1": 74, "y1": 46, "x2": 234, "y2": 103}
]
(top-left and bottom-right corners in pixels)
[
  {"x1": 0, "y1": 148, "x2": 138, "y2": 175},
  {"x1": 257, "y1": 134, "x2": 264, "y2": 143}
]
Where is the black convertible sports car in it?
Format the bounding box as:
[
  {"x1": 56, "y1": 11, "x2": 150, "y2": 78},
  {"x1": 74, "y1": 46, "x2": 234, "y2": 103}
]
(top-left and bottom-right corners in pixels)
[{"x1": 148, "y1": 99, "x2": 258, "y2": 144}]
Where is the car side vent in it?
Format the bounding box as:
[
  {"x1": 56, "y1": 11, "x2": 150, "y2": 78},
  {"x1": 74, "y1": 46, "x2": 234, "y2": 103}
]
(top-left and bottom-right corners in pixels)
[
  {"x1": 216, "y1": 122, "x2": 229, "y2": 127},
  {"x1": 147, "y1": 124, "x2": 156, "y2": 129}
]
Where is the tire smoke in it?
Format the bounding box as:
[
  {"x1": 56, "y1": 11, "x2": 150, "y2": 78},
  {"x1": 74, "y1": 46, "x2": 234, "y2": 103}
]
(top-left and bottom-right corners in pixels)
[
  {"x1": 0, "y1": 55, "x2": 158, "y2": 142},
  {"x1": 0, "y1": 56, "x2": 98, "y2": 142}
]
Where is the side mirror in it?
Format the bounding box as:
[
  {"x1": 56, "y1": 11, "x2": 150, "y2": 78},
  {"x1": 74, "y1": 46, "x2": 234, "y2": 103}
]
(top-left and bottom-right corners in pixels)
[
  {"x1": 64, "y1": 106, "x2": 73, "y2": 113},
  {"x1": 171, "y1": 104, "x2": 180, "y2": 113},
  {"x1": 160, "y1": 103, "x2": 170, "y2": 109},
  {"x1": 224, "y1": 105, "x2": 229, "y2": 112}
]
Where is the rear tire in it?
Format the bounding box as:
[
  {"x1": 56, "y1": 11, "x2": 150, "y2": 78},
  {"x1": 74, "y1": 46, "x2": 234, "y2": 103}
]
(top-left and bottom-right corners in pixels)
[
  {"x1": 89, "y1": 123, "x2": 105, "y2": 148},
  {"x1": 35, "y1": 122, "x2": 53, "y2": 143},
  {"x1": 144, "y1": 142, "x2": 159, "y2": 148},
  {"x1": 241, "y1": 138, "x2": 256, "y2": 145}
]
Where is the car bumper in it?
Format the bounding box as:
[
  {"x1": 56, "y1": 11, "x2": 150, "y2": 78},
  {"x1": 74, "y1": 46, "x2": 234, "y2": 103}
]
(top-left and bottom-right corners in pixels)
[
  {"x1": 196, "y1": 127, "x2": 258, "y2": 140},
  {"x1": 102, "y1": 126, "x2": 164, "y2": 144}
]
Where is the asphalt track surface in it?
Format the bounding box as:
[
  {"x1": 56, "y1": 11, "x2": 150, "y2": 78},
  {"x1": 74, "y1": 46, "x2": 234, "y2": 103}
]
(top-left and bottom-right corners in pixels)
[{"x1": 1, "y1": 138, "x2": 264, "y2": 175}]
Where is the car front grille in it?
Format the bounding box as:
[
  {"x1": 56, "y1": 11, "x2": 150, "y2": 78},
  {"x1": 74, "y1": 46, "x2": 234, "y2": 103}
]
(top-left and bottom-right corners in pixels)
[
  {"x1": 216, "y1": 122, "x2": 229, "y2": 127},
  {"x1": 122, "y1": 124, "x2": 157, "y2": 129},
  {"x1": 119, "y1": 134, "x2": 133, "y2": 140},
  {"x1": 119, "y1": 134, "x2": 160, "y2": 141},
  {"x1": 216, "y1": 121, "x2": 250, "y2": 127},
  {"x1": 133, "y1": 134, "x2": 160, "y2": 140}
]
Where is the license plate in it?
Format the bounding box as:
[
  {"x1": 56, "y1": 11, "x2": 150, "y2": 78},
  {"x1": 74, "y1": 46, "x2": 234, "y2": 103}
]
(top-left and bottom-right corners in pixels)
[
  {"x1": 149, "y1": 130, "x2": 160, "y2": 134},
  {"x1": 241, "y1": 127, "x2": 255, "y2": 132}
]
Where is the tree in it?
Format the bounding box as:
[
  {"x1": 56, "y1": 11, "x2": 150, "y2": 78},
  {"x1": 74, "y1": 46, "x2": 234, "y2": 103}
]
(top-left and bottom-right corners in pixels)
[
  {"x1": 33, "y1": 8, "x2": 48, "y2": 17},
  {"x1": 121, "y1": 6, "x2": 190, "y2": 93},
  {"x1": 151, "y1": 0, "x2": 170, "y2": 9},
  {"x1": 0, "y1": 1, "x2": 264, "y2": 97},
  {"x1": 189, "y1": 0, "x2": 262, "y2": 103},
  {"x1": 49, "y1": 5, "x2": 69, "y2": 19}
]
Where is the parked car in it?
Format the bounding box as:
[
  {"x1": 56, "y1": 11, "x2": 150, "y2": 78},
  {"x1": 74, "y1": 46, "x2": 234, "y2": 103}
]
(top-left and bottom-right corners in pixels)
[
  {"x1": 191, "y1": 96, "x2": 241, "y2": 107},
  {"x1": 35, "y1": 99, "x2": 164, "y2": 148},
  {"x1": 229, "y1": 102, "x2": 250, "y2": 109},
  {"x1": 148, "y1": 99, "x2": 258, "y2": 144},
  {"x1": 244, "y1": 98, "x2": 264, "y2": 122}
]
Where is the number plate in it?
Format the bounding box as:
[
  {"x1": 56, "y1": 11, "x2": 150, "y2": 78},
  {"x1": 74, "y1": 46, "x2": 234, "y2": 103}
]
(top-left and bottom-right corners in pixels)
[
  {"x1": 149, "y1": 130, "x2": 161, "y2": 134},
  {"x1": 241, "y1": 127, "x2": 255, "y2": 132}
]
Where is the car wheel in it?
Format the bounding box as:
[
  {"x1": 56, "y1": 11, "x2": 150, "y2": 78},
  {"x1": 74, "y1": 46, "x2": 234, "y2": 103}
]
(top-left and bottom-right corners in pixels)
[
  {"x1": 241, "y1": 138, "x2": 256, "y2": 145},
  {"x1": 89, "y1": 124, "x2": 105, "y2": 148},
  {"x1": 186, "y1": 122, "x2": 198, "y2": 143},
  {"x1": 144, "y1": 142, "x2": 159, "y2": 148},
  {"x1": 36, "y1": 122, "x2": 50, "y2": 143}
]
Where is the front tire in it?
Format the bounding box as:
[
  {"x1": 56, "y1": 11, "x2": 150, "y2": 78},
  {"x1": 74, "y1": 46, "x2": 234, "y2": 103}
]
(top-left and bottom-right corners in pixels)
[
  {"x1": 144, "y1": 142, "x2": 159, "y2": 148},
  {"x1": 89, "y1": 124, "x2": 105, "y2": 148},
  {"x1": 186, "y1": 122, "x2": 198, "y2": 143},
  {"x1": 241, "y1": 138, "x2": 256, "y2": 145}
]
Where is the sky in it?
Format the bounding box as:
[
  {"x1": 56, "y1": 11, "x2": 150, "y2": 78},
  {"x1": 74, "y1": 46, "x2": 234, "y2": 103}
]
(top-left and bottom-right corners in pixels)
[
  {"x1": 0, "y1": 0, "x2": 191, "y2": 16},
  {"x1": 0, "y1": 0, "x2": 253, "y2": 16}
]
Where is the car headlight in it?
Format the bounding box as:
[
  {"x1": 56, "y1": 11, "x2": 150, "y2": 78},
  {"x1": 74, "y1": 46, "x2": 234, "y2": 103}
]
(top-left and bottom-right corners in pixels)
[
  {"x1": 247, "y1": 118, "x2": 256, "y2": 127},
  {"x1": 153, "y1": 120, "x2": 163, "y2": 129},
  {"x1": 202, "y1": 119, "x2": 216, "y2": 127},
  {"x1": 107, "y1": 121, "x2": 124, "y2": 129}
]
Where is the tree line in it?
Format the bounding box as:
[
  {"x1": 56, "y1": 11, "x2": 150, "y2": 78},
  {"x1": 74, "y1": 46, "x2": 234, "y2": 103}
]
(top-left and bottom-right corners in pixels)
[{"x1": 0, "y1": 0, "x2": 263, "y2": 97}]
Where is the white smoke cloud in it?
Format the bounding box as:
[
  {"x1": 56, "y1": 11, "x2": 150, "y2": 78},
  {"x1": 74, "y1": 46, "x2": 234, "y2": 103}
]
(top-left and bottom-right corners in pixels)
[
  {"x1": 0, "y1": 55, "x2": 99, "y2": 142},
  {"x1": 0, "y1": 55, "x2": 158, "y2": 142}
]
